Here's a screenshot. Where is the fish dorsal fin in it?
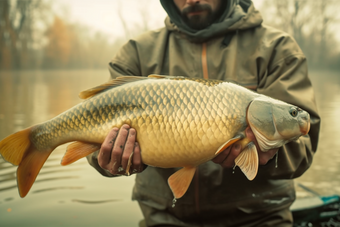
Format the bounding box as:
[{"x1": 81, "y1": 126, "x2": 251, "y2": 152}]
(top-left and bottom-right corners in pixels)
[
  {"x1": 79, "y1": 76, "x2": 149, "y2": 99},
  {"x1": 168, "y1": 166, "x2": 196, "y2": 199},
  {"x1": 148, "y1": 74, "x2": 185, "y2": 79},
  {"x1": 61, "y1": 142, "x2": 101, "y2": 165},
  {"x1": 215, "y1": 135, "x2": 243, "y2": 156},
  {"x1": 234, "y1": 142, "x2": 259, "y2": 180},
  {"x1": 149, "y1": 74, "x2": 223, "y2": 86}
]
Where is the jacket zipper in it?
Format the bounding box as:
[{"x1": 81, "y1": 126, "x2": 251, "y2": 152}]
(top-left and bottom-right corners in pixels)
[{"x1": 201, "y1": 42, "x2": 209, "y2": 79}]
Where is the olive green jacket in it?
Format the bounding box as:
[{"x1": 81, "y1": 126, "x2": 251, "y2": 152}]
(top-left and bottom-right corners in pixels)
[{"x1": 87, "y1": 1, "x2": 320, "y2": 225}]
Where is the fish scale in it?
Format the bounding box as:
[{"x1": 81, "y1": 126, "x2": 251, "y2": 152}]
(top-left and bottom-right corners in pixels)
[
  {"x1": 128, "y1": 79, "x2": 251, "y2": 167},
  {"x1": 0, "y1": 75, "x2": 311, "y2": 198}
]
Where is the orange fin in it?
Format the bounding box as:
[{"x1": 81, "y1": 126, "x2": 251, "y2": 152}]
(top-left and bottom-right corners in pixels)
[
  {"x1": 148, "y1": 74, "x2": 185, "y2": 79},
  {"x1": 79, "y1": 76, "x2": 148, "y2": 99},
  {"x1": 61, "y1": 142, "x2": 101, "y2": 166},
  {"x1": 17, "y1": 147, "x2": 53, "y2": 197},
  {"x1": 215, "y1": 135, "x2": 243, "y2": 156},
  {"x1": 168, "y1": 167, "x2": 196, "y2": 199},
  {"x1": 0, "y1": 126, "x2": 56, "y2": 197},
  {"x1": 234, "y1": 142, "x2": 259, "y2": 180},
  {"x1": 0, "y1": 127, "x2": 33, "y2": 165}
]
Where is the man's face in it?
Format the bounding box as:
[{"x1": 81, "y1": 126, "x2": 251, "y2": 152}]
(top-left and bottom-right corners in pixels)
[{"x1": 173, "y1": 0, "x2": 222, "y2": 30}]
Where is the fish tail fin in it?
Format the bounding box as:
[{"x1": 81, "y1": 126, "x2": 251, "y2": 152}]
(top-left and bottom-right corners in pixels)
[
  {"x1": 0, "y1": 126, "x2": 53, "y2": 197},
  {"x1": 0, "y1": 127, "x2": 32, "y2": 166},
  {"x1": 17, "y1": 146, "x2": 53, "y2": 197}
]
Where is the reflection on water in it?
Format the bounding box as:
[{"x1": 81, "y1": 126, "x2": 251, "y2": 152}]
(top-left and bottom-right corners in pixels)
[
  {"x1": 31, "y1": 75, "x2": 49, "y2": 126},
  {"x1": 295, "y1": 70, "x2": 340, "y2": 196},
  {"x1": 0, "y1": 69, "x2": 339, "y2": 226},
  {"x1": 0, "y1": 70, "x2": 143, "y2": 227},
  {"x1": 71, "y1": 199, "x2": 121, "y2": 204}
]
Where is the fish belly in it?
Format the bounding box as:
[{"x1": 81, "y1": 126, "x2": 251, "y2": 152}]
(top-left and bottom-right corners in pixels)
[
  {"x1": 30, "y1": 79, "x2": 250, "y2": 168},
  {"x1": 123, "y1": 80, "x2": 250, "y2": 168}
]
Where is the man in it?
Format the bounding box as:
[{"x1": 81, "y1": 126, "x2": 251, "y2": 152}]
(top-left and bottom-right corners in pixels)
[{"x1": 87, "y1": 0, "x2": 320, "y2": 226}]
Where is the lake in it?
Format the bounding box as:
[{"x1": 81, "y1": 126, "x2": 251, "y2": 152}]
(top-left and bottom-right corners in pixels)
[{"x1": 0, "y1": 69, "x2": 339, "y2": 226}]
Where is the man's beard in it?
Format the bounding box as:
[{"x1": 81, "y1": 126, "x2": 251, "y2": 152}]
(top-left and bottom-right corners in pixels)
[{"x1": 181, "y1": 4, "x2": 216, "y2": 30}]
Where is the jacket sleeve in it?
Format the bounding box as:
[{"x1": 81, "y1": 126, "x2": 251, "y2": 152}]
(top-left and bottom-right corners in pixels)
[
  {"x1": 86, "y1": 150, "x2": 117, "y2": 177},
  {"x1": 108, "y1": 40, "x2": 142, "y2": 79},
  {"x1": 86, "y1": 40, "x2": 142, "y2": 177},
  {"x1": 256, "y1": 35, "x2": 321, "y2": 179}
]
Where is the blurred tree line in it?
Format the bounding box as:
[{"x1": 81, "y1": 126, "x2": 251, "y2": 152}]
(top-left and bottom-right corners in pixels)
[
  {"x1": 42, "y1": 16, "x2": 118, "y2": 69},
  {"x1": 261, "y1": 0, "x2": 340, "y2": 70},
  {"x1": 0, "y1": 0, "x2": 339, "y2": 70},
  {"x1": 0, "y1": 0, "x2": 145, "y2": 70},
  {"x1": 0, "y1": 0, "x2": 47, "y2": 69}
]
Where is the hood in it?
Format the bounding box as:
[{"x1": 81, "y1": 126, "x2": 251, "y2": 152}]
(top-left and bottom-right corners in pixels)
[{"x1": 160, "y1": 0, "x2": 263, "y2": 42}]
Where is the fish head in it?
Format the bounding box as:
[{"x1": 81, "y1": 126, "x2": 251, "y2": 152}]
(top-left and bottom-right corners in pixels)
[{"x1": 247, "y1": 96, "x2": 310, "y2": 151}]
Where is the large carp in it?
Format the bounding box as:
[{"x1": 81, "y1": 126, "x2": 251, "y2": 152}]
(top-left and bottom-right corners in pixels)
[{"x1": 0, "y1": 75, "x2": 310, "y2": 198}]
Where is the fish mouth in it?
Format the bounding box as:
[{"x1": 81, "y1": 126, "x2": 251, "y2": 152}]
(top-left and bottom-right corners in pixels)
[
  {"x1": 299, "y1": 112, "x2": 310, "y2": 135},
  {"x1": 300, "y1": 120, "x2": 310, "y2": 135}
]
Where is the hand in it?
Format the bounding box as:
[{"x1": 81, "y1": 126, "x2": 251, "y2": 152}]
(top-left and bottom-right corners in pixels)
[
  {"x1": 212, "y1": 127, "x2": 278, "y2": 168},
  {"x1": 97, "y1": 124, "x2": 144, "y2": 175}
]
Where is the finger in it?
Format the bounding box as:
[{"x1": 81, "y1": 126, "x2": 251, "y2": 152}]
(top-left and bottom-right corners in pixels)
[
  {"x1": 245, "y1": 127, "x2": 279, "y2": 165},
  {"x1": 212, "y1": 146, "x2": 232, "y2": 164},
  {"x1": 132, "y1": 142, "x2": 143, "y2": 173},
  {"x1": 221, "y1": 143, "x2": 242, "y2": 168},
  {"x1": 245, "y1": 127, "x2": 256, "y2": 141},
  {"x1": 121, "y1": 128, "x2": 136, "y2": 171},
  {"x1": 259, "y1": 148, "x2": 278, "y2": 165},
  {"x1": 109, "y1": 124, "x2": 130, "y2": 174},
  {"x1": 98, "y1": 128, "x2": 119, "y2": 169}
]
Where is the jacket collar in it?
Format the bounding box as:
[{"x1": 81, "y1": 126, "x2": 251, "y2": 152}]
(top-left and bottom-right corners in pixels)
[{"x1": 160, "y1": 0, "x2": 263, "y2": 43}]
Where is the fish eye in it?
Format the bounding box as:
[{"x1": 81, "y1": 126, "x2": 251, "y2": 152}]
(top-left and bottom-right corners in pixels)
[{"x1": 290, "y1": 108, "x2": 298, "y2": 117}]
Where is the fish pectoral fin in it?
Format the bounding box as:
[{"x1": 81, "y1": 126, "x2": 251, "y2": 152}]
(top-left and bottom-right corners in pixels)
[
  {"x1": 215, "y1": 135, "x2": 243, "y2": 155},
  {"x1": 61, "y1": 142, "x2": 101, "y2": 166},
  {"x1": 168, "y1": 167, "x2": 196, "y2": 199},
  {"x1": 79, "y1": 76, "x2": 149, "y2": 99},
  {"x1": 234, "y1": 142, "x2": 259, "y2": 181}
]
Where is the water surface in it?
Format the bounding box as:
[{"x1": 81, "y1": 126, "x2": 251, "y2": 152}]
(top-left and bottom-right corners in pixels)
[
  {"x1": 0, "y1": 70, "x2": 143, "y2": 227},
  {"x1": 295, "y1": 70, "x2": 340, "y2": 196},
  {"x1": 0, "y1": 69, "x2": 339, "y2": 226}
]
